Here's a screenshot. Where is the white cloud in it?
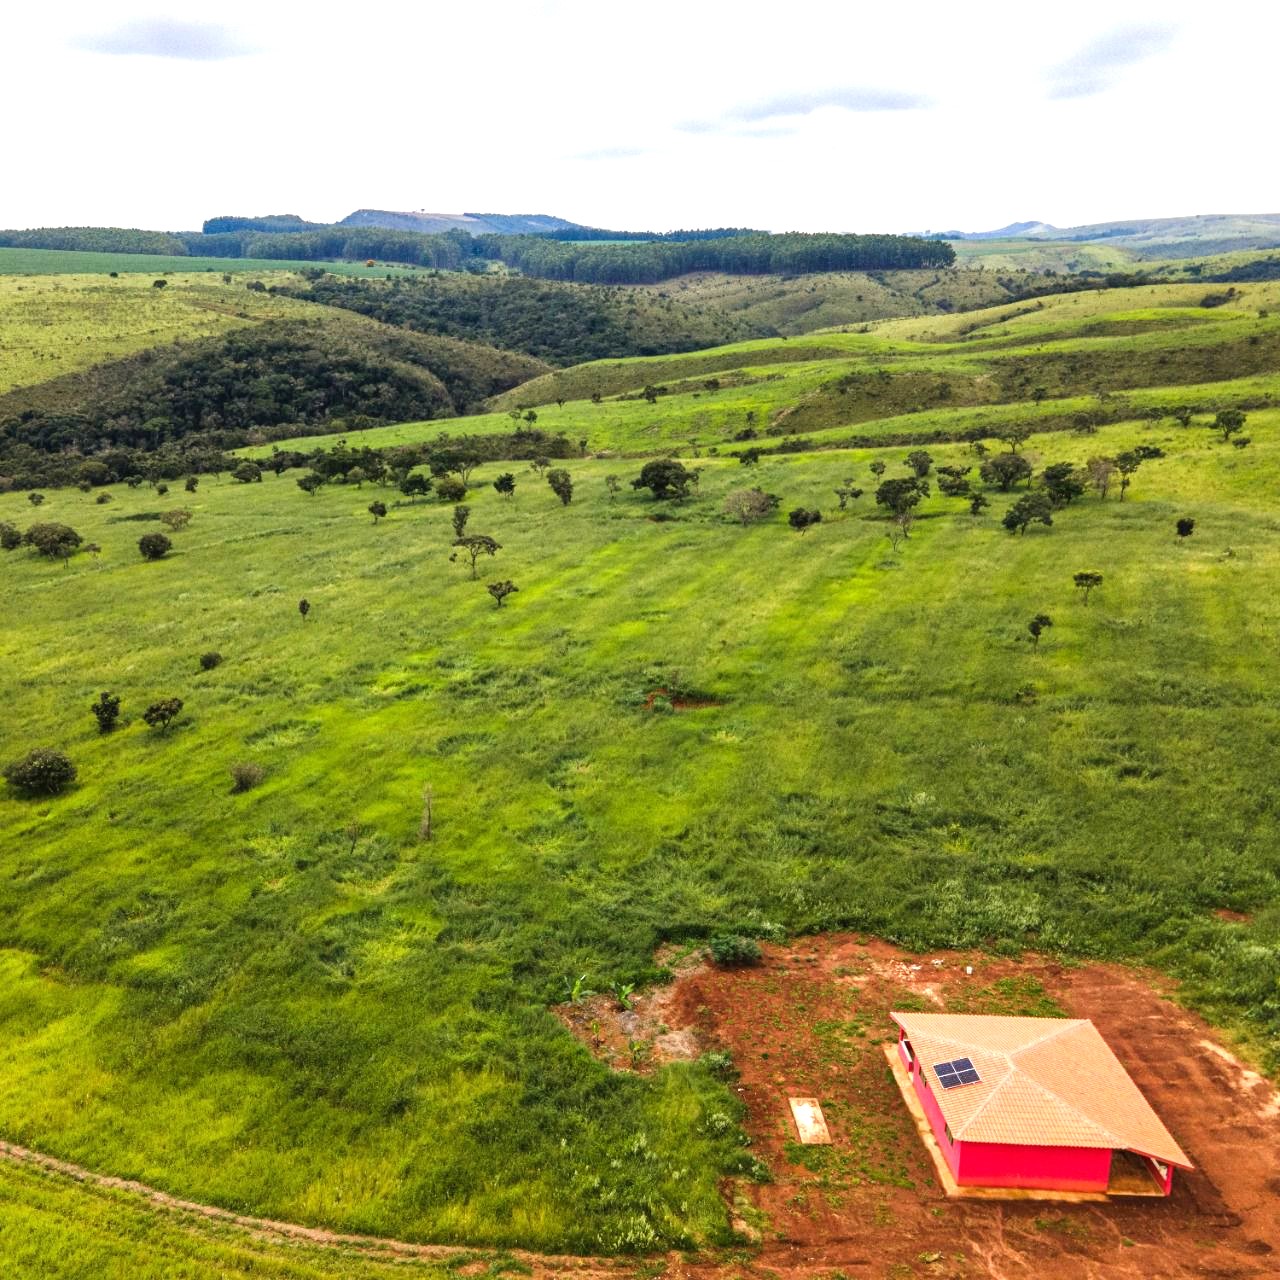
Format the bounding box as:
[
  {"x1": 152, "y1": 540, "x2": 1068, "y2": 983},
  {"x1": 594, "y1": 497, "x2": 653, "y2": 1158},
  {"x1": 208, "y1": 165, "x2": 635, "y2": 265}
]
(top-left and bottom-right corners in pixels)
[
  {"x1": 1047, "y1": 23, "x2": 1177, "y2": 100},
  {"x1": 70, "y1": 18, "x2": 258, "y2": 60}
]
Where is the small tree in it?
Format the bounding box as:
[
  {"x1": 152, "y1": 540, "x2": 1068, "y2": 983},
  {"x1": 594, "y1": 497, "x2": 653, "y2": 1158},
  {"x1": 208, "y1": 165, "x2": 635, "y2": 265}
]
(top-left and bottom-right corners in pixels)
[
  {"x1": 452, "y1": 504, "x2": 471, "y2": 539},
  {"x1": 0, "y1": 522, "x2": 21, "y2": 551},
  {"x1": 1085, "y1": 456, "x2": 1117, "y2": 500},
  {"x1": 143, "y1": 697, "x2": 184, "y2": 733},
  {"x1": 487, "y1": 580, "x2": 518, "y2": 608},
  {"x1": 297, "y1": 473, "x2": 324, "y2": 497},
  {"x1": 969, "y1": 492, "x2": 990, "y2": 517},
  {"x1": 28, "y1": 492, "x2": 45, "y2": 507},
  {"x1": 875, "y1": 477, "x2": 928, "y2": 536},
  {"x1": 739, "y1": 448, "x2": 762, "y2": 467},
  {"x1": 156, "y1": 483, "x2": 169, "y2": 496},
  {"x1": 138, "y1": 532, "x2": 172, "y2": 560},
  {"x1": 368, "y1": 501, "x2": 387, "y2": 524},
  {"x1": 3, "y1": 748, "x2": 76, "y2": 796},
  {"x1": 345, "y1": 467, "x2": 368, "y2": 488},
  {"x1": 1213, "y1": 408, "x2": 1247, "y2": 443},
  {"x1": 995, "y1": 424, "x2": 1032, "y2": 452},
  {"x1": 200, "y1": 651, "x2": 223, "y2": 670},
  {"x1": 905, "y1": 449, "x2": 933, "y2": 478},
  {"x1": 605, "y1": 474, "x2": 621, "y2": 500},
  {"x1": 546, "y1": 468, "x2": 573, "y2": 505},
  {"x1": 632, "y1": 459, "x2": 695, "y2": 500},
  {"x1": 185, "y1": 476, "x2": 199, "y2": 493},
  {"x1": 232, "y1": 461, "x2": 262, "y2": 484},
  {"x1": 298, "y1": 598, "x2": 311, "y2": 621},
  {"x1": 980, "y1": 452, "x2": 1033, "y2": 491},
  {"x1": 1073, "y1": 570, "x2": 1103, "y2": 604},
  {"x1": 229, "y1": 762, "x2": 265, "y2": 793},
  {"x1": 530, "y1": 456, "x2": 551, "y2": 477},
  {"x1": 453, "y1": 534, "x2": 501, "y2": 578},
  {"x1": 1041, "y1": 463, "x2": 1085, "y2": 506},
  {"x1": 834, "y1": 484, "x2": 863, "y2": 509},
  {"x1": 160, "y1": 508, "x2": 192, "y2": 532},
  {"x1": 399, "y1": 473, "x2": 432, "y2": 503},
  {"x1": 493, "y1": 473, "x2": 516, "y2": 499},
  {"x1": 788, "y1": 507, "x2": 822, "y2": 534},
  {"x1": 724, "y1": 487, "x2": 779, "y2": 525},
  {"x1": 90, "y1": 691, "x2": 121, "y2": 733},
  {"x1": 869, "y1": 460, "x2": 886, "y2": 481},
  {"x1": 436, "y1": 476, "x2": 466, "y2": 503},
  {"x1": 1176, "y1": 517, "x2": 1196, "y2": 539},
  {"x1": 1002, "y1": 492, "x2": 1054, "y2": 534},
  {"x1": 24, "y1": 523, "x2": 82, "y2": 565},
  {"x1": 1027, "y1": 614, "x2": 1053, "y2": 650}
]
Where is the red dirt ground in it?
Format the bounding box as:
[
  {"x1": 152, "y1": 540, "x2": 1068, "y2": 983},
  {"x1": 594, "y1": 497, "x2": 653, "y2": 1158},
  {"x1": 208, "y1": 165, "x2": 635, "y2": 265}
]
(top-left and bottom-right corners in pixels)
[{"x1": 564, "y1": 936, "x2": 1280, "y2": 1279}]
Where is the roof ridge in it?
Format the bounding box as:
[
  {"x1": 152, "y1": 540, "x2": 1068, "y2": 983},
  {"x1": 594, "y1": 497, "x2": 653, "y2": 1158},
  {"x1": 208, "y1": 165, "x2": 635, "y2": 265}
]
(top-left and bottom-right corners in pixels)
[
  {"x1": 1007, "y1": 1017, "x2": 1086, "y2": 1058},
  {"x1": 952, "y1": 1068, "x2": 1018, "y2": 1139}
]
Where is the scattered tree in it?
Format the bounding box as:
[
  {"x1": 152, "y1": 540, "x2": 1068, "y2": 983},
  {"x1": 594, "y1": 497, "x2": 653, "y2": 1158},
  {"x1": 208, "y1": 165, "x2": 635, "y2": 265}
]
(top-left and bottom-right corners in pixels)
[
  {"x1": 28, "y1": 492, "x2": 45, "y2": 507},
  {"x1": 199, "y1": 651, "x2": 223, "y2": 670},
  {"x1": 160, "y1": 508, "x2": 192, "y2": 532},
  {"x1": 1176, "y1": 517, "x2": 1196, "y2": 539},
  {"x1": 232, "y1": 461, "x2": 262, "y2": 484},
  {"x1": 788, "y1": 507, "x2": 822, "y2": 534},
  {"x1": 493, "y1": 472, "x2": 516, "y2": 499},
  {"x1": 451, "y1": 504, "x2": 471, "y2": 539},
  {"x1": 487, "y1": 580, "x2": 518, "y2": 608},
  {"x1": 185, "y1": 476, "x2": 199, "y2": 493},
  {"x1": 3, "y1": 747, "x2": 76, "y2": 796},
  {"x1": 453, "y1": 534, "x2": 501, "y2": 578},
  {"x1": 833, "y1": 484, "x2": 863, "y2": 509},
  {"x1": 1085, "y1": 455, "x2": 1117, "y2": 500},
  {"x1": 1041, "y1": 462, "x2": 1086, "y2": 506},
  {"x1": 724, "y1": 487, "x2": 780, "y2": 525},
  {"x1": 969, "y1": 492, "x2": 990, "y2": 517},
  {"x1": 298, "y1": 598, "x2": 311, "y2": 621},
  {"x1": 739, "y1": 448, "x2": 762, "y2": 467},
  {"x1": 297, "y1": 472, "x2": 324, "y2": 496},
  {"x1": 24, "y1": 522, "x2": 82, "y2": 565},
  {"x1": 1073, "y1": 570, "x2": 1103, "y2": 604},
  {"x1": 874, "y1": 477, "x2": 928, "y2": 537},
  {"x1": 90, "y1": 691, "x2": 121, "y2": 733},
  {"x1": 995, "y1": 424, "x2": 1032, "y2": 452},
  {"x1": 142, "y1": 697, "x2": 183, "y2": 733},
  {"x1": 138, "y1": 532, "x2": 172, "y2": 560},
  {"x1": 0, "y1": 522, "x2": 21, "y2": 551},
  {"x1": 399, "y1": 473, "x2": 432, "y2": 502},
  {"x1": 869, "y1": 460, "x2": 886, "y2": 481},
  {"x1": 631, "y1": 459, "x2": 695, "y2": 500},
  {"x1": 905, "y1": 449, "x2": 934, "y2": 478},
  {"x1": 546, "y1": 468, "x2": 573, "y2": 505},
  {"x1": 1002, "y1": 491, "x2": 1054, "y2": 534},
  {"x1": 530, "y1": 456, "x2": 551, "y2": 477},
  {"x1": 436, "y1": 476, "x2": 466, "y2": 503},
  {"x1": 605, "y1": 474, "x2": 621, "y2": 500},
  {"x1": 368, "y1": 500, "x2": 387, "y2": 523},
  {"x1": 1213, "y1": 408, "x2": 1247, "y2": 443},
  {"x1": 980, "y1": 452, "x2": 1033, "y2": 491},
  {"x1": 1027, "y1": 614, "x2": 1053, "y2": 650}
]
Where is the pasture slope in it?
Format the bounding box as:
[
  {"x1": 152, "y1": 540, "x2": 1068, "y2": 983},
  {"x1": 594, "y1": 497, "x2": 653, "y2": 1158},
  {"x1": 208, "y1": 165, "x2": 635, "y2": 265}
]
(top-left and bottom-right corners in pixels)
[{"x1": 0, "y1": 279, "x2": 1278, "y2": 1277}]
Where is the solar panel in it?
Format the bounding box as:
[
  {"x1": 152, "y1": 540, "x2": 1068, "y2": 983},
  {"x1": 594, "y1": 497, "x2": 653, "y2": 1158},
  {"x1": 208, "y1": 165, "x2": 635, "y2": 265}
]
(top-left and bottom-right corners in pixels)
[{"x1": 934, "y1": 1057, "x2": 981, "y2": 1089}]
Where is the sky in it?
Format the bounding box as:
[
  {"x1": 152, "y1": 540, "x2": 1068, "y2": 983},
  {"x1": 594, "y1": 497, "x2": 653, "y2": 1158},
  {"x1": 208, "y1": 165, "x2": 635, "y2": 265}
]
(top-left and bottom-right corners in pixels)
[{"x1": 3, "y1": 1, "x2": 1275, "y2": 234}]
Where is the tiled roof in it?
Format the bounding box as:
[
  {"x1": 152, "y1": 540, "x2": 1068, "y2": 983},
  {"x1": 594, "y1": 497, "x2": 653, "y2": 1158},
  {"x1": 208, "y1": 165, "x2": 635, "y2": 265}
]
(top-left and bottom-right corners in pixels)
[{"x1": 890, "y1": 1013, "x2": 1192, "y2": 1168}]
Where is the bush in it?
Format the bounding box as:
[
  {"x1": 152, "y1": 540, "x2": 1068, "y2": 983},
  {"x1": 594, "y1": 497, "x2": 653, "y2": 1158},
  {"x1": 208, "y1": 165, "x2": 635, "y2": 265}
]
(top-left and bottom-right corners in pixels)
[
  {"x1": 24, "y1": 522, "x2": 82, "y2": 563},
  {"x1": 138, "y1": 532, "x2": 172, "y2": 560},
  {"x1": 142, "y1": 697, "x2": 183, "y2": 732},
  {"x1": 90, "y1": 691, "x2": 121, "y2": 733},
  {"x1": 436, "y1": 476, "x2": 466, "y2": 503},
  {"x1": 229, "y1": 761, "x2": 266, "y2": 793},
  {"x1": 3, "y1": 748, "x2": 76, "y2": 796},
  {"x1": 199, "y1": 651, "x2": 223, "y2": 671},
  {"x1": 708, "y1": 935, "x2": 762, "y2": 967},
  {"x1": 160, "y1": 508, "x2": 192, "y2": 532}
]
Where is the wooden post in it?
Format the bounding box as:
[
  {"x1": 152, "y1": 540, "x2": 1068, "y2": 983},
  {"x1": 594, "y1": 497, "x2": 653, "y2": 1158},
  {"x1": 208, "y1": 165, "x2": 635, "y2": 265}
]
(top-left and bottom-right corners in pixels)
[{"x1": 419, "y1": 785, "x2": 433, "y2": 842}]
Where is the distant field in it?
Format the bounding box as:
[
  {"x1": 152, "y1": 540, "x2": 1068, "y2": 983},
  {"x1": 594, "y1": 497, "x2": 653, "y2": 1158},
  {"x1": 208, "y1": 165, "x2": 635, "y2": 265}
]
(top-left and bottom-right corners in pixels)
[
  {"x1": 947, "y1": 238, "x2": 1138, "y2": 273},
  {"x1": 0, "y1": 273, "x2": 318, "y2": 394},
  {"x1": 0, "y1": 247, "x2": 430, "y2": 278}
]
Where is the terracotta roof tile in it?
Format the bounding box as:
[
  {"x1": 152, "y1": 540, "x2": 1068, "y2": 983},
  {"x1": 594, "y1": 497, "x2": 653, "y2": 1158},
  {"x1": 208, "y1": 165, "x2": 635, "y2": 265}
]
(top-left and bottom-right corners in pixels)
[{"x1": 891, "y1": 1013, "x2": 1191, "y2": 1168}]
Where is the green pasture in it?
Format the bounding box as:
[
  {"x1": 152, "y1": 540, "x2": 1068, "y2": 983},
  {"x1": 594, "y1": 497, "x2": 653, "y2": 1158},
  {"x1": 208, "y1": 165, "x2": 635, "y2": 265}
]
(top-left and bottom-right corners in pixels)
[
  {"x1": 1, "y1": 416, "x2": 1278, "y2": 1257},
  {"x1": 0, "y1": 247, "x2": 429, "y2": 279}
]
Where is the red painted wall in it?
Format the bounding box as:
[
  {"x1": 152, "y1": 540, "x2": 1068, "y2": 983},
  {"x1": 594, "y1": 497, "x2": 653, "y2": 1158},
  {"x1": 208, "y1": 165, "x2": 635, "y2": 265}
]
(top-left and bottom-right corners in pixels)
[
  {"x1": 957, "y1": 1139, "x2": 1112, "y2": 1192},
  {"x1": 899, "y1": 1032, "x2": 962, "y2": 1180}
]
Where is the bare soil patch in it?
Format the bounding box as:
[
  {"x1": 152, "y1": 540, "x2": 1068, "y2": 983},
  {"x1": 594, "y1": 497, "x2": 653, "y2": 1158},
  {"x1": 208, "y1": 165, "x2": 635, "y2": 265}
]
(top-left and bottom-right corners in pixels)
[{"x1": 577, "y1": 936, "x2": 1280, "y2": 1280}]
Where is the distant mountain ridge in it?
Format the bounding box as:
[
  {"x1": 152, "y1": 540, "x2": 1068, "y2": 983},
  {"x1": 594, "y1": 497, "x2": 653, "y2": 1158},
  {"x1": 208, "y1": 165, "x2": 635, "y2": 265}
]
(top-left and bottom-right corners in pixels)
[
  {"x1": 919, "y1": 212, "x2": 1280, "y2": 257},
  {"x1": 338, "y1": 209, "x2": 584, "y2": 236}
]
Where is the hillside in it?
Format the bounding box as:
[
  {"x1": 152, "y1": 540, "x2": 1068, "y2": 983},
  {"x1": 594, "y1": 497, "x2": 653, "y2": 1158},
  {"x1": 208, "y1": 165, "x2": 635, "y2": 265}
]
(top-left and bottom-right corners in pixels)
[
  {"x1": 339, "y1": 209, "x2": 583, "y2": 236},
  {"x1": 1, "y1": 272, "x2": 1279, "y2": 1274}
]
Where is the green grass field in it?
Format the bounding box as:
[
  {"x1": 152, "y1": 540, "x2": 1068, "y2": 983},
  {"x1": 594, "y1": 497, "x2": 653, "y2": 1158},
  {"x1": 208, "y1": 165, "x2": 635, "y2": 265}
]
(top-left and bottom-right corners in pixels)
[
  {"x1": 1, "y1": 274, "x2": 1279, "y2": 1271},
  {"x1": 0, "y1": 247, "x2": 432, "y2": 279}
]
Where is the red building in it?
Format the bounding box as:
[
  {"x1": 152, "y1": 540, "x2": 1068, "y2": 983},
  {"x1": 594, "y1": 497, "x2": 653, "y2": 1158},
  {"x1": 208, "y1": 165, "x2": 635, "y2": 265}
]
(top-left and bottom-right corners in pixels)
[{"x1": 890, "y1": 1012, "x2": 1192, "y2": 1195}]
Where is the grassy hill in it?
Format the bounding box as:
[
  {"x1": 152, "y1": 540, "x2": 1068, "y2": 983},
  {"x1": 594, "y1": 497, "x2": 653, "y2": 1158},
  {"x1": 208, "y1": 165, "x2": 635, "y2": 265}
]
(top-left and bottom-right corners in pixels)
[
  {"x1": 0, "y1": 247, "x2": 426, "y2": 279},
  {"x1": 0, "y1": 276, "x2": 1277, "y2": 1270}
]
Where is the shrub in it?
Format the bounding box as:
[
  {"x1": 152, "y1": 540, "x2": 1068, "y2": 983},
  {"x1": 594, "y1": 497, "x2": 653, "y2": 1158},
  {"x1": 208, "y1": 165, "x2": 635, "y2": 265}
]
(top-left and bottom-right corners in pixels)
[
  {"x1": 95, "y1": 492, "x2": 113, "y2": 505},
  {"x1": 199, "y1": 651, "x2": 223, "y2": 671},
  {"x1": 90, "y1": 691, "x2": 121, "y2": 733},
  {"x1": 546, "y1": 468, "x2": 574, "y2": 505},
  {"x1": 233, "y1": 461, "x2": 262, "y2": 484},
  {"x1": 708, "y1": 935, "x2": 762, "y2": 967},
  {"x1": 3, "y1": 748, "x2": 76, "y2": 796},
  {"x1": 487, "y1": 580, "x2": 518, "y2": 607},
  {"x1": 185, "y1": 476, "x2": 199, "y2": 493},
  {"x1": 436, "y1": 476, "x2": 466, "y2": 503},
  {"x1": 24, "y1": 522, "x2": 82, "y2": 564},
  {"x1": 788, "y1": 507, "x2": 822, "y2": 534},
  {"x1": 138, "y1": 532, "x2": 172, "y2": 560},
  {"x1": 368, "y1": 500, "x2": 387, "y2": 523},
  {"x1": 0, "y1": 522, "x2": 21, "y2": 551},
  {"x1": 160, "y1": 508, "x2": 192, "y2": 532},
  {"x1": 142, "y1": 697, "x2": 183, "y2": 733},
  {"x1": 229, "y1": 761, "x2": 266, "y2": 793}
]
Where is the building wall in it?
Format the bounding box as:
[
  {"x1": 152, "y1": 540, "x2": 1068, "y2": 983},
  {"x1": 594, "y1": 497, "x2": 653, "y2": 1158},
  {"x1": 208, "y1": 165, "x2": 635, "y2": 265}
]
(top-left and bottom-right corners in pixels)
[
  {"x1": 956, "y1": 1139, "x2": 1112, "y2": 1192},
  {"x1": 898, "y1": 1031, "x2": 962, "y2": 1180}
]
